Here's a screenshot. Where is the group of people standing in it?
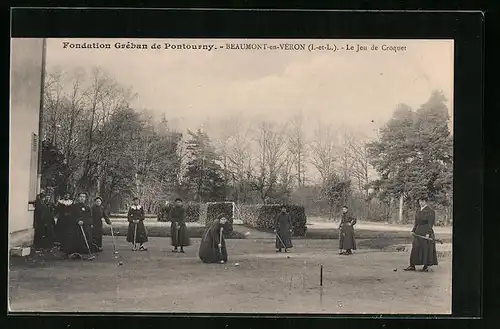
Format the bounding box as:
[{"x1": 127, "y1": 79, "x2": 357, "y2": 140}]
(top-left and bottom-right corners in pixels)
[
  {"x1": 330, "y1": 199, "x2": 439, "y2": 271},
  {"x1": 157, "y1": 198, "x2": 228, "y2": 263},
  {"x1": 32, "y1": 191, "x2": 111, "y2": 259},
  {"x1": 271, "y1": 200, "x2": 438, "y2": 272},
  {"x1": 33, "y1": 190, "x2": 439, "y2": 271},
  {"x1": 271, "y1": 205, "x2": 359, "y2": 255}
]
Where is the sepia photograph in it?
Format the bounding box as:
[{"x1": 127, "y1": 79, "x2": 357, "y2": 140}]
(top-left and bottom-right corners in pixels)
[{"x1": 9, "y1": 37, "x2": 454, "y2": 314}]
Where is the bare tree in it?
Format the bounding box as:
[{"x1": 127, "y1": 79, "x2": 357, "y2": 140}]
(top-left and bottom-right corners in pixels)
[
  {"x1": 278, "y1": 147, "x2": 296, "y2": 194},
  {"x1": 251, "y1": 121, "x2": 288, "y2": 203},
  {"x1": 346, "y1": 132, "x2": 372, "y2": 198},
  {"x1": 42, "y1": 68, "x2": 65, "y2": 143},
  {"x1": 225, "y1": 120, "x2": 254, "y2": 202},
  {"x1": 287, "y1": 113, "x2": 307, "y2": 188},
  {"x1": 204, "y1": 115, "x2": 244, "y2": 199},
  {"x1": 310, "y1": 122, "x2": 340, "y2": 186},
  {"x1": 338, "y1": 128, "x2": 354, "y2": 181},
  {"x1": 63, "y1": 68, "x2": 86, "y2": 164}
]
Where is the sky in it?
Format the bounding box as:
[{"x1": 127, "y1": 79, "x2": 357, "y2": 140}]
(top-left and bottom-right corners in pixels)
[{"x1": 45, "y1": 38, "x2": 454, "y2": 139}]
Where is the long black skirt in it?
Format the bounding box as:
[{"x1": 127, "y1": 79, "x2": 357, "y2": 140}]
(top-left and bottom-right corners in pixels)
[
  {"x1": 55, "y1": 217, "x2": 69, "y2": 244},
  {"x1": 171, "y1": 222, "x2": 190, "y2": 247},
  {"x1": 275, "y1": 229, "x2": 293, "y2": 249},
  {"x1": 199, "y1": 237, "x2": 228, "y2": 263},
  {"x1": 339, "y1": 225, "x2": 356, "y2": 250},
  {"x1": 33, "y1": 222, "x2": 56, "y2": 249},
  {"x1": 126, "y1": 221, "x2": 148, "y2": 244},
  {"x1": 62, "y1": 223, "x2": 93, "y2": 255},
  {"x1": 410, "y1": 236, "x2": 438, "y2": 266}
]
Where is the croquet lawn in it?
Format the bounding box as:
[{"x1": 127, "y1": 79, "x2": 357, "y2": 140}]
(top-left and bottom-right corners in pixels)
[{"x1": 8, "y1": 236, "x2": 452, "y2": 314}]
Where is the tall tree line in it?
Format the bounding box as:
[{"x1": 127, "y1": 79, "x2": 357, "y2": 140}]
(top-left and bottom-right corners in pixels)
[{"x1": 41, "y1": 67, "x2": 453, "y2": 224}]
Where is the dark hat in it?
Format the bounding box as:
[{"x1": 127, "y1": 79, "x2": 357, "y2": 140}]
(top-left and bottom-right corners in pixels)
[
  {"x1": 79, "y1": 192, "x2": 88, "y2": 197},
  {"x1": 175, "y1": 198, "x2": 182, "y2": 202},
  {"x1": 133, "y1": 197, "x2": 140, "y2": 201},
  {"x1": 342, "y1": 205, "x2": 349, "y2": 208},
  {"x1": 95, "y1": 196, "x2": 103, "y2": 201}
]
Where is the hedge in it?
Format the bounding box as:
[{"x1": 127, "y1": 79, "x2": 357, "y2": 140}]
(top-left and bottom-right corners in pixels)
[
  {"x1": 206, "y1": 202, "x2": 234, "y2": 233},
  {"x1": 185, "y1": 203, "x2": 202, "y2": 222},
  {"x1": 154, "y1": 203, "x2": 201, "y2": 222},
  {"x1": 240, "y1": 204, "x2": 307, "y2": 236}
]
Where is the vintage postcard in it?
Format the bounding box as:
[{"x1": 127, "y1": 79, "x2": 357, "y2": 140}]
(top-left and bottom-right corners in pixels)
[{"x1": 9, "y1": 37, "x2": 453, "y2": 314}]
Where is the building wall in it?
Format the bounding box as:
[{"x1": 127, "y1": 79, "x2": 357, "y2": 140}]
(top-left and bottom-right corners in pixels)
[{"x1": 9, "y1": 38, "x2": 45, "y2": 249}]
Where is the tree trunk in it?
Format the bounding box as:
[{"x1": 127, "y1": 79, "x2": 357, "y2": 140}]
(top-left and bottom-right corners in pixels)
[
  {"x1": 398, "y1": 194, "x2": 404, "y2": 224},
  {"x1": 389, "y1": 197, "x2": 396, "y2": 224}
]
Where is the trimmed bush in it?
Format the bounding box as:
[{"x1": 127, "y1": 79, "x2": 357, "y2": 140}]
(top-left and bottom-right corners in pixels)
[
  {"x1": 153, "y1": 203, "x2": 201, "y2": 222},
  {"x1": 206, "y1": 202, "x2": 234, "y2": 233},
  {"x1": 185, "y1": 203, "x2": 201, "y2": 222},
  {"x1": 241, "y1": 204, "x2": 307, "y2": 236}
]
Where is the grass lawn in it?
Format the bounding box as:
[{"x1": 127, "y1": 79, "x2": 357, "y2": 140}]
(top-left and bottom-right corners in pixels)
[{"x1": 8, "y1": 236, "x2": 451, "y2": 314}]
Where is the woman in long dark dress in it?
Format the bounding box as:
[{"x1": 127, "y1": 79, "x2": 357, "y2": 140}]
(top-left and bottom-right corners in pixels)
[
  {"x1": 126, "y1": 197, "x2": 148, "y2": 251},
  {"x1": 91, "y1": 196, "x2": 112, "y2": 252},
  {"x1": 404, "y1": 198, "x2": 438, "y2": 272},
  {"x1": 199, "y1": 216, "x2": 229, "y2": 264},
  {"x1": 63, "y1": 192, "x2": 94, "y2": 260},
  {"x1": 54, "y1": 192, "x2": 73, "y2": 247},
  {"x1": 33, "y1": 193, "x2": 56, "y2": 250},
  {"x1": 274, "y1": 206, "x2": 293, "y2": 252},
  {"x1": 169, "y1": 198, "x2": 190, "y2": 253},
  {"x1": 339, "y1": 206, "x2": 357, "y2": 255}
]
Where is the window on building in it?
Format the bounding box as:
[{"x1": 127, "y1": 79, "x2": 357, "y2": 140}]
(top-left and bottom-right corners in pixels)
[{"x1": 28, "y1": 133, "x2": 39, "y2": 211}]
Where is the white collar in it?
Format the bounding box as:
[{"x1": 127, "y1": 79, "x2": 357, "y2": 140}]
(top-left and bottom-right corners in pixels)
[
  {"x1": 420, "y1": 205, "x2": 428, "y2": 211},
  {"x1": 131, "y1": 205, "x2": 142, "y2": 210},
  {"x1": 58, "y1": 199, "x2": 73, "y2": 206}
]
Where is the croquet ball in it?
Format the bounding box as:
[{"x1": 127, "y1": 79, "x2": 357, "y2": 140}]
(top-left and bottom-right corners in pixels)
[
  {"x1": 393, "y1": 268, "x2": 397, "y2": 272},
  {"x1": 234, "y1": 263, "x2": 240, "y2": 266},
  {"x1": 287, "y1": 256, "x2": 290, "y2": 259},
  {"x1": 118, "y1": 261, "x2": 123, "y2": 266}
]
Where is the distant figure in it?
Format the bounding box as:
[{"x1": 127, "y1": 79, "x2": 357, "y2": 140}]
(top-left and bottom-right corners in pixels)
[
  {"x1": 274, "y1": 206, "x2": 293, "y2": 253},
  {"x1": 157, "y1": 200, "x2": 171, "y2": 222},
  {"x1": 33, "y1": 192, "x2": 56, "y2": 250},
  {"x1": 127, "y1": 197, "x2": 148, "y2": 251},
  {"x1": 199, "y1": 216, "x2": 229, "y2": 264},
  {"x1": 64, "y1": 192, "x2": 93, "y2": 260},
  {"x1": 404, "y1": 198, "x2": 438, "y2": 272},
  {"x1": 91, "y1": 196, "x2": 111, "y2": 252},
  {"x1": 54, "y1": 192, "x2": 73, "y2": 247},
  {"x1": 339, "y1": 206, "x2": 357, "y2": 255},
  {"x1": 169, "y1": 198, "x2": 190, "y2": 253}
]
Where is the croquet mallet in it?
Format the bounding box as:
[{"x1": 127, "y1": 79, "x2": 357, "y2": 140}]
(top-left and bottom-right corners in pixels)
[
  {"x1": 412, "y1": 232, "x2": 444, "y2": 244},
  {"x1": 109, "y1": 223, "x2": 118, "y2": 255},
  {"x1": 79, "y1": 224, "x2": 96, "y2": 260},
  {"x1": 133, "y1": 221, "x2": 138, "y2": 250}
]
